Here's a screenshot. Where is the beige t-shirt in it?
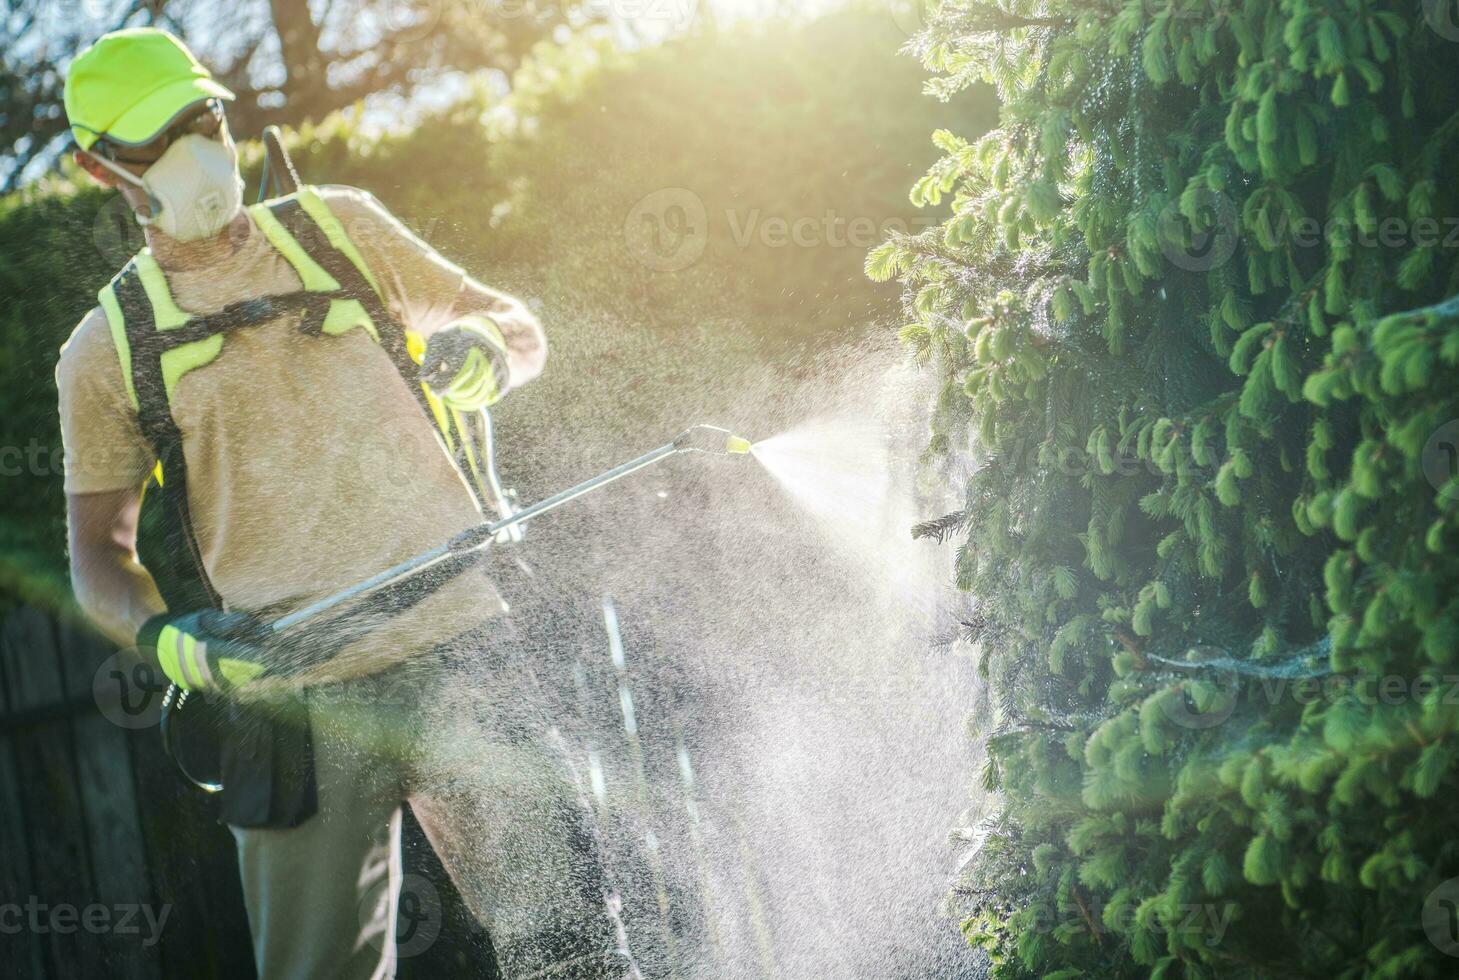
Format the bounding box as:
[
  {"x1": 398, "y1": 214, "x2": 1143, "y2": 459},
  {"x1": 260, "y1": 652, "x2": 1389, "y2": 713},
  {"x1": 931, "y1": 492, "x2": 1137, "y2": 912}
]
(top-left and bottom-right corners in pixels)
[{"x1": 57, "y1": 185, "x2": 509, "y2": 686}]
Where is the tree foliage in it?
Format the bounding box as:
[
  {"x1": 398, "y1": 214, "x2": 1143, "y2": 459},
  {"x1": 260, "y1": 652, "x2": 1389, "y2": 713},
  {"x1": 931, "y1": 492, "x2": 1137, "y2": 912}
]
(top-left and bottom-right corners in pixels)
[
  {"x1": 1, "y1": 0, "x2": 591, "y2": 189},
  {"x1": 875, "y1": 1, "x2": 1459, "y2": 975}
]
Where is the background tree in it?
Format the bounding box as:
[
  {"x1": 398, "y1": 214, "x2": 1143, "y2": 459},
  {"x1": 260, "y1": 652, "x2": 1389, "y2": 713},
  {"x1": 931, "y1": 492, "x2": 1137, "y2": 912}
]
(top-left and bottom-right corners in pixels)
[
  {"x1": 872, "y1": 0, "x2": 1459, "y2": 976},
  {"x1": 0, "y1": 0, "x2": 597, "y2": 189}
]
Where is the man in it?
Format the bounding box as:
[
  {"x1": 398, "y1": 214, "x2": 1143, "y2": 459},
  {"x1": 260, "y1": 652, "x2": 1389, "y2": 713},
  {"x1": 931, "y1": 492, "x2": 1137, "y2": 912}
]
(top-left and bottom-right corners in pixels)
[{"x1": 59, "y1": 27, "x2": 635, "y2": 979}]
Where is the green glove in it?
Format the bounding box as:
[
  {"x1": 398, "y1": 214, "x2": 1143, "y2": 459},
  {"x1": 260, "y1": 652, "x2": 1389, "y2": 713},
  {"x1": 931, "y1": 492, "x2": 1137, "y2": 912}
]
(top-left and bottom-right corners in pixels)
[
  {"x1": 137, "y1": 610, "x2": 269, "y2": 692},
  {"x1": 418, "y1": 316, "x2": 512, "y2": 410}
]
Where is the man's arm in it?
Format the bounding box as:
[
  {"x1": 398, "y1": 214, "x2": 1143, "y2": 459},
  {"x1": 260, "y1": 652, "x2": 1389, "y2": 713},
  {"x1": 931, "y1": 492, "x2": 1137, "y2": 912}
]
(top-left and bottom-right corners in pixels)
[
  {"x1": 57, "y1": 309, "x2": 164, "y2": 650},
  {"x1": 67, "y1": 487, "x2": 166, "y2": 649},
  {"x1": 325, "y1": 187, "x2": 548, "y2": 394},
  {"x1": 450, "y1": 278, "x2": 547, "y2": 391}
]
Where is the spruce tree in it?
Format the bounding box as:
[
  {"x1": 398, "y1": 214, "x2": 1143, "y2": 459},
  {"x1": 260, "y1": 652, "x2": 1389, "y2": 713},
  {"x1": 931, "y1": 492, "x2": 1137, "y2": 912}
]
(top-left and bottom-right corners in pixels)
[{"x1": 870, "y1": 1, "x2": 1459, "y2": 975}]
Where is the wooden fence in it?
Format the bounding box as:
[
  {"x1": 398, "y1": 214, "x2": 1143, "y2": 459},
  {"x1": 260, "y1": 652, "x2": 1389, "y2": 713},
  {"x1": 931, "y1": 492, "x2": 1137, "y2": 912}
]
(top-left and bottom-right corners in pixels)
[
  {"x1": 0, "y1": 604, "x2": 252, "y2": 978},
  {"x1": 0, "y1": 604, "x2": 495, "y2": 980}
]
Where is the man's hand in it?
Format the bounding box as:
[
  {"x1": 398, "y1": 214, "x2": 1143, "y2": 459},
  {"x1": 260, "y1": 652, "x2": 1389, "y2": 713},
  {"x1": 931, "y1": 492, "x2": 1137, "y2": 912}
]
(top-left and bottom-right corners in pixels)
[
  {"x1": 137, "y1": 609, "x2": 269, "y2": 692},
  {"x1": 419, "y1": 316, "x2": 512, "y2": 411}
]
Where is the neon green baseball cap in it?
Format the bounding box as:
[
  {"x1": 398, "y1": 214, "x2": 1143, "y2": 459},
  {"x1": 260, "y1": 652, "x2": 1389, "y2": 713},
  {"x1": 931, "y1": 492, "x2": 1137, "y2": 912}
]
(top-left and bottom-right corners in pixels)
[{"x1": 64, "y1": 28, "x2": 234, "y2": 152}]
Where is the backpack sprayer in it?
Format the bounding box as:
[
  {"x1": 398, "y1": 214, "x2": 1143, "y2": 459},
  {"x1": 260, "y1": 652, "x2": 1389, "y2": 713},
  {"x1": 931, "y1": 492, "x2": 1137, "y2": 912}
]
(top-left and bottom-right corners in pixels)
[{"x1": 160, "y1": 129, "x2": 754, "y2": 792}]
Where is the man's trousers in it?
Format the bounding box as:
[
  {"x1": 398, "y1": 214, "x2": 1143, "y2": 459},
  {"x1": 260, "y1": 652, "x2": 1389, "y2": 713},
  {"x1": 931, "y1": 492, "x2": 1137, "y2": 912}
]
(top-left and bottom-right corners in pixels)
[{"x1": 227, "y1": 626, "x2": 636, "y2": 979}]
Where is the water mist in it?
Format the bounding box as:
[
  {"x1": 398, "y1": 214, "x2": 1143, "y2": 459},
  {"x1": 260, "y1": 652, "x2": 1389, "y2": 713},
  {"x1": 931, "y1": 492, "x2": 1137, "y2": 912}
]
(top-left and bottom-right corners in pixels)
[{"x1": 427, "y1": 316, "x2": 991, "y2": 978}]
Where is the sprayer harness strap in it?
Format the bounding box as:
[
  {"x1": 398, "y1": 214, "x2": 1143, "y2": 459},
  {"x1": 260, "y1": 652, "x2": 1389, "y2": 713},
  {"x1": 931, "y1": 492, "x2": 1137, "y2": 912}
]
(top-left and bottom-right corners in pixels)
[
  {"x1": 97, "y1": 186, "x2": 490, "y2": 608},
  {"x1": 261, "y1": 197, "x2": 430, "y2": 419},
  {"x1": 112, "y1": 264, "x2": 223, "y2": 607},
  {"x1": 100, "y1": 188, "x2": 485, "y2": 506},
  {"x1": 260, "y1": 196, "x2": 492, "y2": 509}
]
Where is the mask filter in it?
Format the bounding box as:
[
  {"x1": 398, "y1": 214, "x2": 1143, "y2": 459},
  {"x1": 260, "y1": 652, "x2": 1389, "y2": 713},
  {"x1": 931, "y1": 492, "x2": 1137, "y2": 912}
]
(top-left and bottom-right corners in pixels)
[{"x1": 96, "y1": 133, "x2": 244, "y2": 242}]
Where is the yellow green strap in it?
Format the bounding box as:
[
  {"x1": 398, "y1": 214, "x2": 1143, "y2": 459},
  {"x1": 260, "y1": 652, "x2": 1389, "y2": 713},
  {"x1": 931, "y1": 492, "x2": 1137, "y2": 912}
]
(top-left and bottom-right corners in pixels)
[
  {"x1": 156, "y1": 623, "x2": 261, "y2": 691},
  {"x1": 135, "y1": 250, "x2": 227, "y2": 402},
  {"x1": 248, "y1": 201, "x2": 340, "y2": 293},
  {"x1": 97, "y1": 283, "x2": 138, "y2": 411},
  {"x1": 251, "y1": 195, "x2": 379, "y2": 341},
  {"x1": 133, "y1": 252, "x2": 191, "y2": 330},
  {"x1": 295, "y1": 188, "x2": 382, "y2": 297}
]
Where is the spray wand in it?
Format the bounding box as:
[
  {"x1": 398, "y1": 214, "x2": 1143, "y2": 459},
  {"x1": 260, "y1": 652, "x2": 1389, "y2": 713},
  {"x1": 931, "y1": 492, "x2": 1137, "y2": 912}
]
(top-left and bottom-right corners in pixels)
[{"x1": 268, "y1": 425, "x2": 752, "y2": 636}]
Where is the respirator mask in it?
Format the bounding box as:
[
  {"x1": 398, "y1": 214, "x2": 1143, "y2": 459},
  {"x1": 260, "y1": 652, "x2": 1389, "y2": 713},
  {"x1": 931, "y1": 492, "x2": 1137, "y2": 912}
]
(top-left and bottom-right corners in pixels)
[{"x1": 94, "y1": 131, "x2": 244, "y2": 242}]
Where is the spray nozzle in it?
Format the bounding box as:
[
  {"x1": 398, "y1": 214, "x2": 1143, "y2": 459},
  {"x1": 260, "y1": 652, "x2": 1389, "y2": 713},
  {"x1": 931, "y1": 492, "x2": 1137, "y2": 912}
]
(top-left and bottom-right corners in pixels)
[{"x1": 674, "y1": 425, "x2": 753, "y2": 456}]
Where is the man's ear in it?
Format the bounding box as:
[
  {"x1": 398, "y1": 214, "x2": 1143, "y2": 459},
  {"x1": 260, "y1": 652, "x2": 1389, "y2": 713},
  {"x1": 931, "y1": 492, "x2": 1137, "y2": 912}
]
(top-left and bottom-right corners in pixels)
[{"x1": 74, "y1": 150, "x2": 120, "y2": 187}]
